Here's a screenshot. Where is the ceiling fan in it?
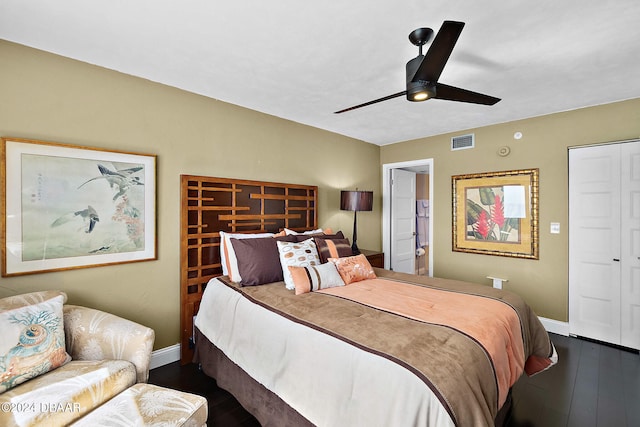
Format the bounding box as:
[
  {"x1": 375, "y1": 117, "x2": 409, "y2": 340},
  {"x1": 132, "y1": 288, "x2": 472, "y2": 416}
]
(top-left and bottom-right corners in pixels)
[{"x1": 334, "y1": 20, "x2": 500, "y2": 114}]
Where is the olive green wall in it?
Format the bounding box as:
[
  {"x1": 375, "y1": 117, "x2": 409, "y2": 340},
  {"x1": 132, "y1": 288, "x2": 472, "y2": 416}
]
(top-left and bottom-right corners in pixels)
[
  {"x1": 2, "y1": 38, "x2": 639, "y2": 346},
  {"x1": 381, "y1": 98, "x2": 640, "y2": 321},
  {"x1": 0, "y1": 40, "x2": 381, "y2": 349}
]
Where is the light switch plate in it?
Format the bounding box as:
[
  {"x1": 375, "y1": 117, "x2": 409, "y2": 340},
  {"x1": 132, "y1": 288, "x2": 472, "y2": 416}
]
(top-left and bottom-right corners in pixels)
[{"x1": 550, "y1": 222, "x2": 560, "y2": 234}]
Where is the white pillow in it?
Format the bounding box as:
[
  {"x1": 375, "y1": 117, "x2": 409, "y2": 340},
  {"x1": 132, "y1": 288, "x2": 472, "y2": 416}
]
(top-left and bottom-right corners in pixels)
[
  {"x1": 276, "y1": 239, "x2": 321, "y2": 290},
  {"x1": 283, "y1": 228, "x2": 324, "y2": 236},
  {"x1": 219, "y1": 231, "x2": 274, "y2": 282}
]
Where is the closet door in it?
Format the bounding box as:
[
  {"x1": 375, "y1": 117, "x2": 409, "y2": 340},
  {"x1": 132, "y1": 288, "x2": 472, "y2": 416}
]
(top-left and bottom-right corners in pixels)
[
  {"x1": 620, "y1": 141, "x2": 640, "y2": 349},
  {"x1": 569, "y1": 144, "x2": 621, "y2": 345},
  {"x1": 569, "y1": 140, "x2": 640, "y2": 350}
]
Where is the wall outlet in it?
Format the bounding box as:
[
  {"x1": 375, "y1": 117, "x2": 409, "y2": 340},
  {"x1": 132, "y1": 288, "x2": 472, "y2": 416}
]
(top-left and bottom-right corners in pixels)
[{"x1": 550, "y1": 222, "x2": 560, "y2": 234}]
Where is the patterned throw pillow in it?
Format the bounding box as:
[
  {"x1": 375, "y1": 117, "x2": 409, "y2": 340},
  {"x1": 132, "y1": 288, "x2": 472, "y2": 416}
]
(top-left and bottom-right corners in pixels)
[
  {"x1": 277, "y1": 239, "x2": 321, "y2": 290},
  {"x1": 288, "y1": 263, "x2": 346, "y2": 295},
  {"x1": 0, "y1": 293, "x2": 71, "y2": 393},
  {"x1": 328, "y1": 254, "x2": 377, "y2": 285}
]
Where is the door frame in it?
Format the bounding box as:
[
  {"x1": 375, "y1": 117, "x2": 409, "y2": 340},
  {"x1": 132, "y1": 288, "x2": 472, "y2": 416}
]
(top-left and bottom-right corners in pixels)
[{"x1": 382, "y1": 158, "x2": 434, "y2": 274}]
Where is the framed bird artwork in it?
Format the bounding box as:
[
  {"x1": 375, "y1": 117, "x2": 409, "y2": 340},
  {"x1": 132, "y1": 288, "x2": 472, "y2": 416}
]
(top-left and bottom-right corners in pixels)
[{"x1": 1, "y1": 137, "x2": 157, "y2": 276}]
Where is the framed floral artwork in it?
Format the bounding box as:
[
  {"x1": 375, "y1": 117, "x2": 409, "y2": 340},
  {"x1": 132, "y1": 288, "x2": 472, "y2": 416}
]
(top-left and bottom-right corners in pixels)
[
  {"x1": 452, "y1": 168, "x2": 539, "y2": 259},
  {"x1": 1, "y1": 137, "x2": 157, "y2": 276}
]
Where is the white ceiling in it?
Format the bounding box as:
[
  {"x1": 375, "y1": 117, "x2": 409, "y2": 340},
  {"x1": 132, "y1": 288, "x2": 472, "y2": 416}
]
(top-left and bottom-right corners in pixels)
[{"x1": 1, "y1": 1, "x2": 639, "y2": 145}]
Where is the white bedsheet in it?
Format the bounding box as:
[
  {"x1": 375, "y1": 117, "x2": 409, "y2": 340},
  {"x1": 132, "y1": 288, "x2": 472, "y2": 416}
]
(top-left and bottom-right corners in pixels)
[{"x1": 195, "y1": 277, "x2": 455, "y2": 427}]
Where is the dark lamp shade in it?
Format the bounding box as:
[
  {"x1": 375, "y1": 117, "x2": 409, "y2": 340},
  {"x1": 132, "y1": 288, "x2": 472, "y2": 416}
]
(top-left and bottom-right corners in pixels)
[{"x1": 340, "y1": 190, "x2": 373, "y2": 212}]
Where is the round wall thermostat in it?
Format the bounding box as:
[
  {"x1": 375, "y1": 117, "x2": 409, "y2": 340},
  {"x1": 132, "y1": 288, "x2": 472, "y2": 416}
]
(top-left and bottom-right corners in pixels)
[
  {"x1": 514, "y1": 132, "x2": 523, "y2": 140},
  {"x1": 497, "y1": 146, "x2": 511, "y2": 157}
]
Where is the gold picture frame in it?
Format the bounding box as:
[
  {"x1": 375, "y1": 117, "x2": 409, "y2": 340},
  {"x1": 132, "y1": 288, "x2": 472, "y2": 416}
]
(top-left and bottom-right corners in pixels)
[
  {"x1": 1, "y1": 137, "x2": 157, "y2": 276},
  {"x1": 452, "y1": 168, "x2": 539, "y2": 259}
]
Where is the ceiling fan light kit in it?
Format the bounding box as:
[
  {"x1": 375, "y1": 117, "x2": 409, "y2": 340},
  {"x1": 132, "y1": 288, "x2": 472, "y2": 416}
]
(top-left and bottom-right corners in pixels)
[
  {"x1": 407, "y1": 81, "x2": 436, "y2": 102},
  {"x1": 335, "y1": 20, "x2": 501, "y2": 114}
]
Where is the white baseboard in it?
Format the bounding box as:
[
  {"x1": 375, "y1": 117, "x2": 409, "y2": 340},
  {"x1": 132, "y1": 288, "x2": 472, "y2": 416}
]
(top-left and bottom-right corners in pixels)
[
  {"x1": 538, "y1": 316, "x2": 570, "y2": 336},
  {"x1": 149, "y1": 343, "x2": 181, "y2": 369}
]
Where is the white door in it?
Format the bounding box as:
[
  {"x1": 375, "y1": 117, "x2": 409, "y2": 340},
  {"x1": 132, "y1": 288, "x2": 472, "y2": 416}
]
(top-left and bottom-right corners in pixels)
[
  {"x1": 620, "y1": 141, "x2": 640, "y2": 349},
  {"x1": 569, "y1": 144, "x2": 621, "y2": 344},
  {"x1": 390, "y1": 169, "x2": 416, "y2": 273},
  {"x1": 569, "y1": 140, "x2": 640, "y2": 349}
]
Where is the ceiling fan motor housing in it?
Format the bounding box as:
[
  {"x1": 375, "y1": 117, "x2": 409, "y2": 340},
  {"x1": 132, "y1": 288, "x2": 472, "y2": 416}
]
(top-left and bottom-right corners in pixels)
[{"x1": 406, "y1": 56, "x2": 436, "y2": 101}]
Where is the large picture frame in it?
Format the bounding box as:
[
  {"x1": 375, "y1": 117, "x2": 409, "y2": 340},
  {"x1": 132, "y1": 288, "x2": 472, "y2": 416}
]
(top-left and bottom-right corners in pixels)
[
  {"x1": 1, "y1": 137, "x2": 157, "y2": 276},
  {"x1": 452, "y1": 168, "x2": 539, "y2": 259}
]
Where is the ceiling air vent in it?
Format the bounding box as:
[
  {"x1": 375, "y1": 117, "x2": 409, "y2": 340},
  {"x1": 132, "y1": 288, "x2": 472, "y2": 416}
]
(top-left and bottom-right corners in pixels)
[{"x1": 451, "y1": 133, "x2": 475, "y2": 151}]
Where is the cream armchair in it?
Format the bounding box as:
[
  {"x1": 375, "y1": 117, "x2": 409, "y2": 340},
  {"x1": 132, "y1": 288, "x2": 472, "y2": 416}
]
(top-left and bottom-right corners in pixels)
[
  {"x1": 1, "y1": 291, "x2": 156, "y2": 426},
  {"x1": 63, "y1": 305, "x2": 155, "y2": 383}
]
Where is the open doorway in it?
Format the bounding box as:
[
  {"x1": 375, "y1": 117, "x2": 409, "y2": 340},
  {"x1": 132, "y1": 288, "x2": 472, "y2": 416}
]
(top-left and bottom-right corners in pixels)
[{"x1": 382, "y1": 159, "x2": 433, "y2": 276}]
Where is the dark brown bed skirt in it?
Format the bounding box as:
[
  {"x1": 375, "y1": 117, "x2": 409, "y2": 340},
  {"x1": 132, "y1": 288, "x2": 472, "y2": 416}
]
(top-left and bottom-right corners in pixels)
[{"x1": 194, "y1": 327, "x2": 512, "y2": 427}]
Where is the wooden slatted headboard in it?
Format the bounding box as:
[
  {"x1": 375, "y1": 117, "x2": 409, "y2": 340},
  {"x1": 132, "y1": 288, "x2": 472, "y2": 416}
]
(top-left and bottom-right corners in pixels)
[{"x1": 180, "y1": 175, "x2": 318, "y2": 363}]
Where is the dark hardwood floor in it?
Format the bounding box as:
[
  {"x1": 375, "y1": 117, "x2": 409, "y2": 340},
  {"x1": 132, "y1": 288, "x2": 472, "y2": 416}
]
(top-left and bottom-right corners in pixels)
[
  {"x1": 508, "y1": 334, "x2": 639, "y2": 427},
  {"x1": 148, "y1": 333, "x2": 640, "y2": 426}
]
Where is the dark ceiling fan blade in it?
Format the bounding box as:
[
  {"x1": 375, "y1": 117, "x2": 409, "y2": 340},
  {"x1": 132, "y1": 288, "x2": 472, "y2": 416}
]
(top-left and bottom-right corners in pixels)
[
  {"x1": 412, "y1": 20, "x2": 465, "y2": 83},
  {"x1": 334, "y1": 91, "x2": 406, "y2": 114},
  {"x1": 435, "y1": 83, "x2": 501, "y2": 105}
]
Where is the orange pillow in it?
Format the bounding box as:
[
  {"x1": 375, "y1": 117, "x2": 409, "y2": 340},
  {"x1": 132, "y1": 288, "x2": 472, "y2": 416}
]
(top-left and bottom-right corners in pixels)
[{"x1": 328, "y1": 254, "x2": 376, "y2": 285}]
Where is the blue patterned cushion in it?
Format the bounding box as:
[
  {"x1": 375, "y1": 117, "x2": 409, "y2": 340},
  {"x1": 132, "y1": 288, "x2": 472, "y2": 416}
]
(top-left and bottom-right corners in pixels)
[{"x1": 0, "y1": 293, "x2": 70, "y2": 393}]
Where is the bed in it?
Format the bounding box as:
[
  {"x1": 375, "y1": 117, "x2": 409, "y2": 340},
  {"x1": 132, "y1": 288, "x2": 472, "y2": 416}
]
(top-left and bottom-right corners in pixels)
[{"x1": 180, "y1": 175, "x2": 557, "y2": 427}]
